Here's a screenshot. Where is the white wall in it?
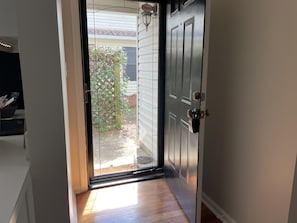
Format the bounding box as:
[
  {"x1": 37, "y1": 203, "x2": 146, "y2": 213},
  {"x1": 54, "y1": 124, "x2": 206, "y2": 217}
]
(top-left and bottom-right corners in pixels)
[
  {"x1": 203, "y1": 0, "x2": 297, "y2": 222},
  {"x1": 16, "y1": 0, "x2": 74, "y2": 222},
  {"x1": 0, "y1": 0, "x2": 18, "y2": 37},
  {"x1": 0, "y1": 0, "x2": 19, "y2": 52}
]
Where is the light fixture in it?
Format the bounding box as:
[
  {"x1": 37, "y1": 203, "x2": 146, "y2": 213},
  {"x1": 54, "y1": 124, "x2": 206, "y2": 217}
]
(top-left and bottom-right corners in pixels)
[
  {"x1": 0, "y1": 40, "x2": 12, "y2": 49},
  {"x1": 141, "y1": 3, "x2": 157, "y2": 32}
]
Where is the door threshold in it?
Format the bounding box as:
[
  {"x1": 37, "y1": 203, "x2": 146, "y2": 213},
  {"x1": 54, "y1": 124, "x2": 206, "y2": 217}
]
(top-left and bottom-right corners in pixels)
[{"x1": 89, "y1": 167, "x2": 164, "y2": 189}]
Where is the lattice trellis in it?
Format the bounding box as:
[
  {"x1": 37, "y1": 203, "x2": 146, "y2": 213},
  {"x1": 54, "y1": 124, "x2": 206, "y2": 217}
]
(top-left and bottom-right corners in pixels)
[
  {"x1": 91, "y1": 72, "x2": 117, "y2": 130},
  {"x1": 89, "y1": 47, "x2": 128, "y2": 132}
]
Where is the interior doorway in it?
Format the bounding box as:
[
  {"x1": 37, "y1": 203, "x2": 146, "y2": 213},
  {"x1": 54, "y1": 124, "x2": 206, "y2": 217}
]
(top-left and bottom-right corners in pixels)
[{"x1": 80, "y1": 0, "x2": 164, "y2": 184}]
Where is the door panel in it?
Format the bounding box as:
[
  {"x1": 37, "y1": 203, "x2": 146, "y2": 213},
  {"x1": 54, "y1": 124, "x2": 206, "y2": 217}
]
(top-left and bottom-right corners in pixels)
[
  {"x1": 180, "y1": 120, "x2": 189, "y2": 181},
  {"x1": 168, "y1": 113, "x2": 177, "y2": 167},
  {"x1": 164, "y1": 0, "x2": 206, "y2": 222},
  {"x1": 169, "y1": 26, "x2": 179, "y2": 98},
  {"x1": 182, "y1": 18, "x2": 194, "y2": 102}
]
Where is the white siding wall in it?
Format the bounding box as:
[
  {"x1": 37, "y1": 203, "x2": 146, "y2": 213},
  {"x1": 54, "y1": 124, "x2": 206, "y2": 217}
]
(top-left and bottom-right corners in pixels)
[
  {"x1": 137, "y1": 4, "x2": 159, "y2": 162},
  {"x1": 126, "y1": 81, "x2": 137, "y2": 96}
]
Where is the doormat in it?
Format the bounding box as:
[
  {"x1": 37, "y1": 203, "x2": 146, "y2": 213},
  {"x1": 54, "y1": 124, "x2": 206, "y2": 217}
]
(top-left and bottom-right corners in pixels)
[{"x1": 137, "y1": 156, "x2": 153, "y2": 164}]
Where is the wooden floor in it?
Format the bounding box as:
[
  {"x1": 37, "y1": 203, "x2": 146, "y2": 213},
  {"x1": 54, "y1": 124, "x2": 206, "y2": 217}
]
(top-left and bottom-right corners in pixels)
[{"x1": 77, "y1": 178, "x2": 221, "y2": 223}]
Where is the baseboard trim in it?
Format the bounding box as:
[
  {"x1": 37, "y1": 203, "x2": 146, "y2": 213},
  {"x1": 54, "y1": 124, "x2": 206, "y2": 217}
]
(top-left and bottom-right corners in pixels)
[{"x1": 202, "y1": 193, "x2": 237, "y2": 223}]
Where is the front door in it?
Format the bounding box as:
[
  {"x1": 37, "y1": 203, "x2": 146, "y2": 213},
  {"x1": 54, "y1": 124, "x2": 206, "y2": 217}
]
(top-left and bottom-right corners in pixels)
[{"x1": 164, "y1": 0, "x2": 207, "y2": 222}]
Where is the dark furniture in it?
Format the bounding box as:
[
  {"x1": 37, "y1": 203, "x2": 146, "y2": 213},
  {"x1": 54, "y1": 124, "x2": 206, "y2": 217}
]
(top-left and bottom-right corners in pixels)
[{"x1": 0, "y1": 109, "x2": 25, "y2": 136}]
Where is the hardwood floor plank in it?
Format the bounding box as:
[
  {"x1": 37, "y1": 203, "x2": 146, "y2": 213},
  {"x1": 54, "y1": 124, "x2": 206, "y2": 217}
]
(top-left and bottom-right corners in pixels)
[{"x1": 76, "y1": 178, "x2": 221, "y2": 223}]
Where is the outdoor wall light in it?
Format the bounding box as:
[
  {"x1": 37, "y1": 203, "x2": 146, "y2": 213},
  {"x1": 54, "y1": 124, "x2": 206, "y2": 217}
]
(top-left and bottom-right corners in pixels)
[{"x1": 141, "y1": 3, "x2": 157, "y2": 32}]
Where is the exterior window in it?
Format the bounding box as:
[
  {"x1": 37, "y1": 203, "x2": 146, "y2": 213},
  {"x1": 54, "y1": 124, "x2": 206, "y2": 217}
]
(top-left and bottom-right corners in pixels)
[{"x1": 123, "y1": 47, "x2": 137, "y2": 81}]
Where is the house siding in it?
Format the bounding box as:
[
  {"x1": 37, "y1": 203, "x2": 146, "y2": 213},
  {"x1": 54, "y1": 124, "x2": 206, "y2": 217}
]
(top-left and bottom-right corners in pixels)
[{"x1": 137, "y1": 4, "x2": 159, "y2": 161}]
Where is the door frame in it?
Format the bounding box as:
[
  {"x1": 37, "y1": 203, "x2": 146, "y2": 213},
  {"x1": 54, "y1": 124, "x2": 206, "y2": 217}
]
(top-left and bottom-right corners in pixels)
[
  {"x1": 196, "y1": 0, "x2": 211, "y2": 221},
  {"x1": 79, "y1": 0, "x2": 94, "y2": 179},
  {"x1": 79, "y1": 0, "x2": 167, "y2": 186}
]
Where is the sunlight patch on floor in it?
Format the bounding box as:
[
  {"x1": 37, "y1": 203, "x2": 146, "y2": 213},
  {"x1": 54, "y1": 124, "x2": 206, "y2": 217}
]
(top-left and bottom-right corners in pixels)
[{"x1": 82, "y1": 183, "x2": 138, "y2": 216}]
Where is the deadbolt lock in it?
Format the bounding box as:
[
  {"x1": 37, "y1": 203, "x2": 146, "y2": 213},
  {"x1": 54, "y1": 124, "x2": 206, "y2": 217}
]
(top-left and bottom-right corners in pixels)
[
  {"x1": 192, "y1": 91, "x2": 206, "y2": 101},
  {"x1": 192, "y1": 91, "x2": 201, "y2": 101}
]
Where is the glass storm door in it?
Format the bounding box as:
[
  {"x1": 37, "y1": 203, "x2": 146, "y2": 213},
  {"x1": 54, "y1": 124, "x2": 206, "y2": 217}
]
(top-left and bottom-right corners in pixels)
[{"x1": 81, "y1": 0, "x2": 160, "y2": 179}]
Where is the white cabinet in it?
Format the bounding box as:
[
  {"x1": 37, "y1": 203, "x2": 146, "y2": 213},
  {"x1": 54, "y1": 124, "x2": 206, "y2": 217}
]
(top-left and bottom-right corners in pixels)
[
  {"x1": 0, "y1": 135, "x2": 35, "y2": 223},
  {"x1": 10, "y1": 172, "x2": 35, "y2": 223}
]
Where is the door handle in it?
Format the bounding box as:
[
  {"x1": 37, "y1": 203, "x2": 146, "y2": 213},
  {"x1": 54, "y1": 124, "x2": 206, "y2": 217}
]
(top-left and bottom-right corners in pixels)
[
  {"x1": 187, "y1": 108, "x2": 209, "y2": 119},
  {"x1": 187, "y1": 109, "x2": 209, "y2": 133},
  {"x1": 84, "y1": 83, "x2": 93, "y2": 94},
  {"x1": 187, "y1": 108, "x2": 199, "y2": 119},
  {"x1": 187, "y1": 108, "x2": 200, "y2": 133},
  {"x1": 84, "y1": 83, "x2": 93, "y2": 104}
]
